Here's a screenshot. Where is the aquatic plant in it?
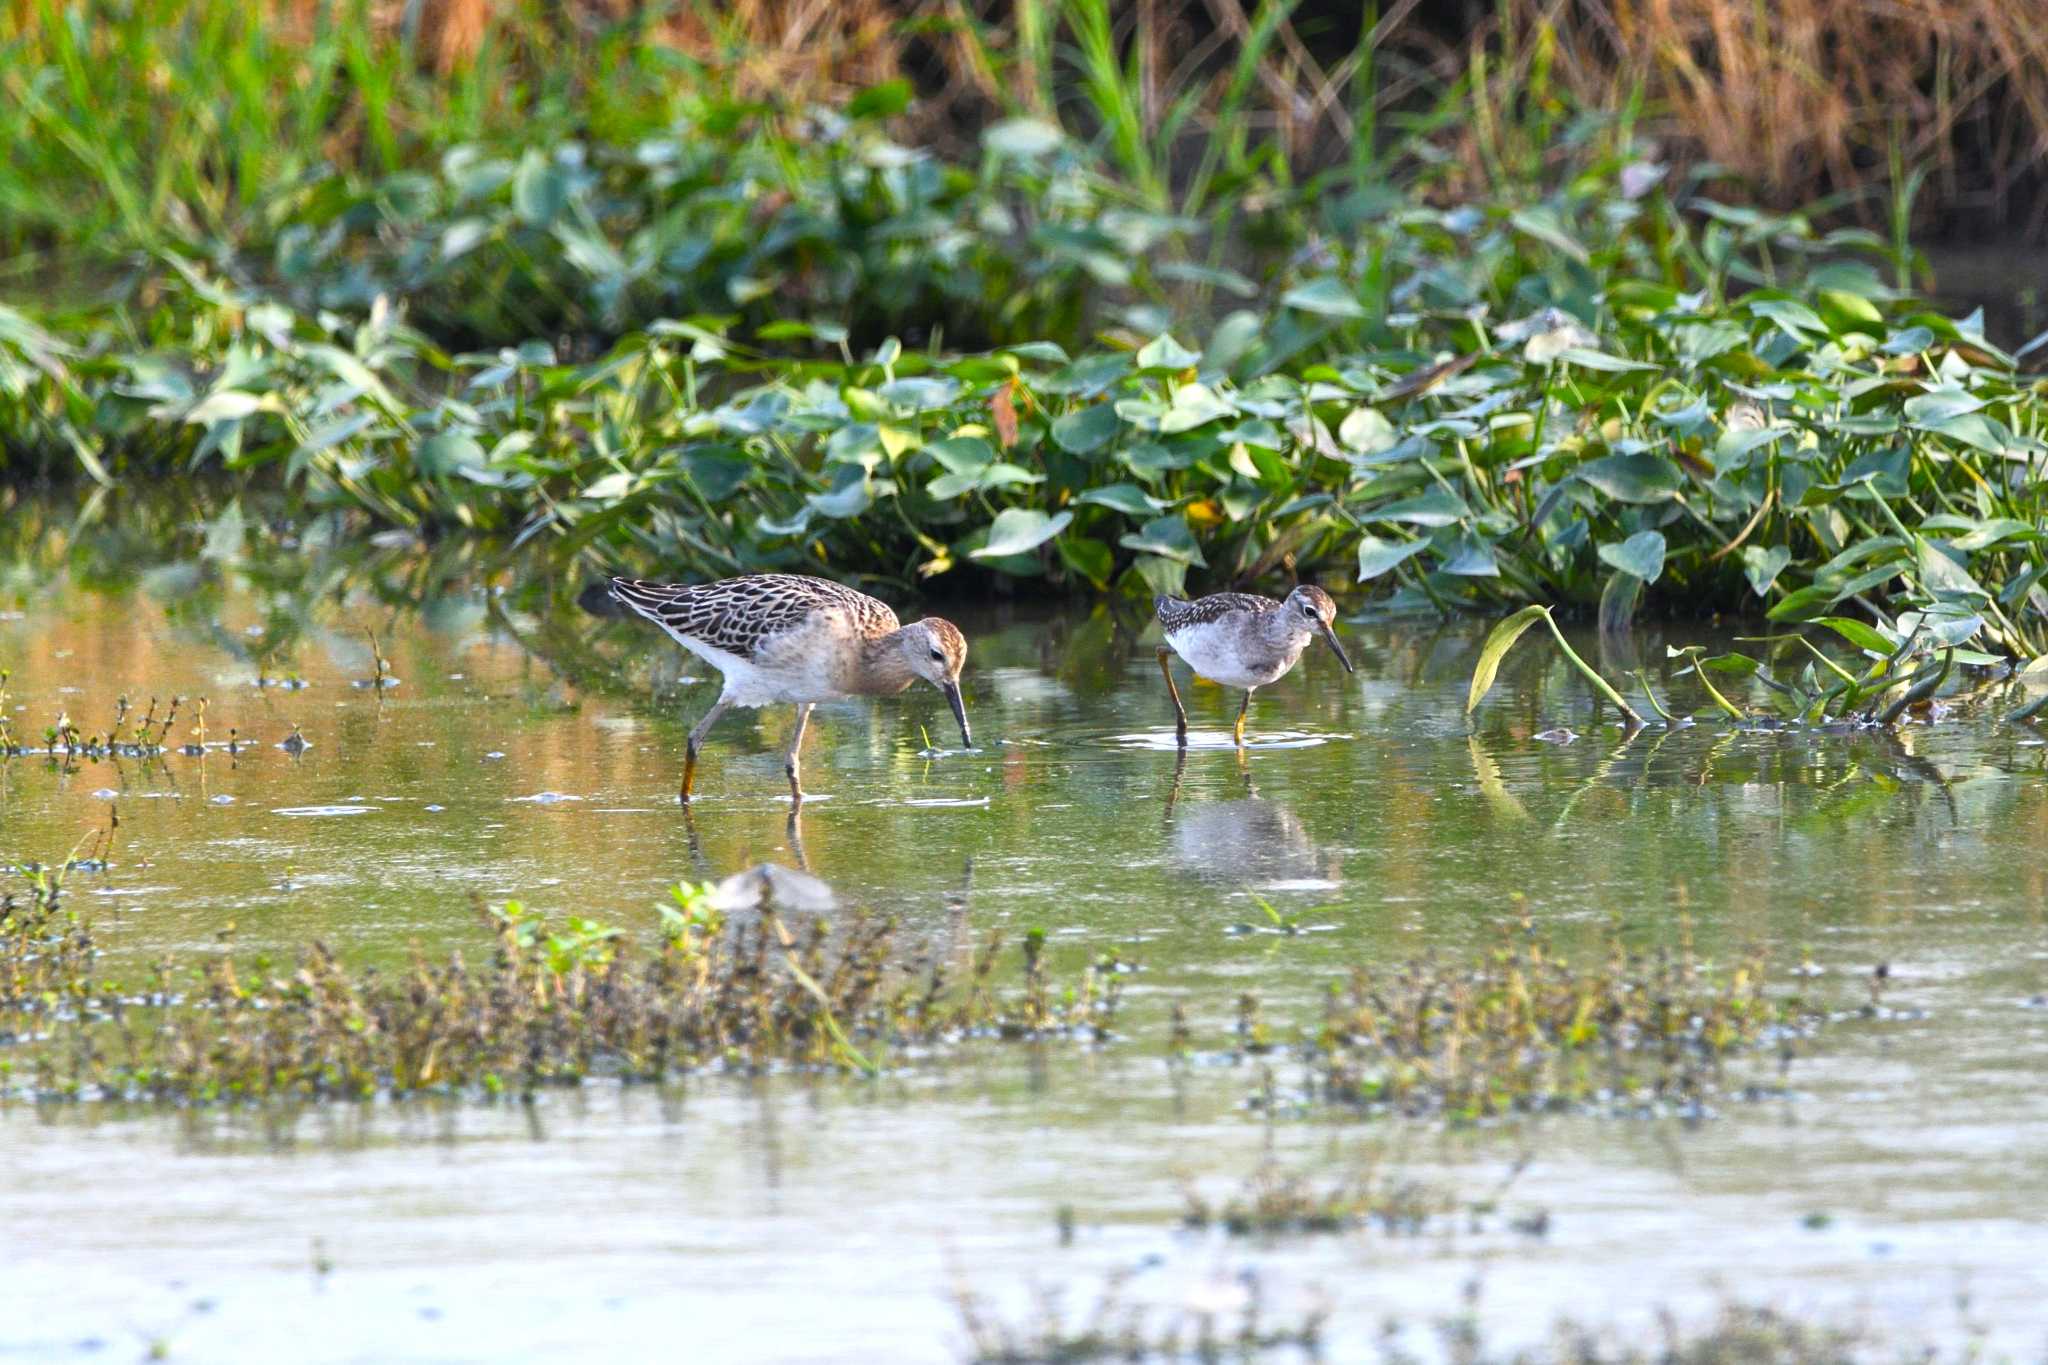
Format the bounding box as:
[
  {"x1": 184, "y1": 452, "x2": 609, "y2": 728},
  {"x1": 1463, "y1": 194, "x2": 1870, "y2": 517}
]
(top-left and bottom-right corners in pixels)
[
  {"x1": 0, "y1": 876, "x2": 1126, "y2": 1103},
  {"x1": 1180, "y1": 1157, "x2": 1455, "y2": 1239},
  {"x1": 1298, "y1": 914, "x2": 1801, "y2": 1121}
]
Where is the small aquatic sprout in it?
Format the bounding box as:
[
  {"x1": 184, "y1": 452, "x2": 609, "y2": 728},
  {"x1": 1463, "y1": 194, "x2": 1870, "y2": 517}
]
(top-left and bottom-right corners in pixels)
[{"x1": 279, "y1": 723, "x2": 309, "y2": 754}]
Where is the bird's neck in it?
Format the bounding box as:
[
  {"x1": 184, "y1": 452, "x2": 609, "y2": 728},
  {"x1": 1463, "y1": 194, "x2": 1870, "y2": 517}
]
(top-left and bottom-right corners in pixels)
[{"x1": 852, "y1": 632, "x2": 917, "y2": 696}]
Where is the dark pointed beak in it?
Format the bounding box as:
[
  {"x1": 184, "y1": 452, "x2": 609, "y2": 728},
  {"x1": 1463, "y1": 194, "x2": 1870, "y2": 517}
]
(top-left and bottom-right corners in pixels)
[
  {"x1": 940, "y1": 679, "x2": 972, "y2": 749},
  {"x1": 1317, "y1": 619, "x2": 1355, "y2": 674}
]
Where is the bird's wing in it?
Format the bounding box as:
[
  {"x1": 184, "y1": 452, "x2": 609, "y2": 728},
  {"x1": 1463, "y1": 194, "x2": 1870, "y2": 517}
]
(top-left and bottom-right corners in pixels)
[
  {"x1": 1155, "y1": 592, "x2": 1279, "y2": 633},
  {"x1": 609, "y1": 574, "x2": 898, "y2": 660}
]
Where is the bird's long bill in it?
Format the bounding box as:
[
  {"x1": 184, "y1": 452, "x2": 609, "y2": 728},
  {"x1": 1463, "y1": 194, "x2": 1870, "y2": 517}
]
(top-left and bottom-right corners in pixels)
[
  {"x1": 940, "y1": 679, "x2": 973, "y2": 748},
  {"x1": 1317, "y1": 619, "x2": 1356, "y2": 674}
]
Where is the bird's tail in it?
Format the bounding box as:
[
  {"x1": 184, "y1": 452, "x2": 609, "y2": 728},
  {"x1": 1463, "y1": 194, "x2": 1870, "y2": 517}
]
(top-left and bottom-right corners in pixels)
[{"x1": 608, "y1": 576, "x2": 693, "y2": 624}]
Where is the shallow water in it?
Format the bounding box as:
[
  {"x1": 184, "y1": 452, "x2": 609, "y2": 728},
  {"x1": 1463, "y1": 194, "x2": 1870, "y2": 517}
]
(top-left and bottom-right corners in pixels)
[{"x1": 4, "y1": 513, "x2": 2048, "y2": 1360}]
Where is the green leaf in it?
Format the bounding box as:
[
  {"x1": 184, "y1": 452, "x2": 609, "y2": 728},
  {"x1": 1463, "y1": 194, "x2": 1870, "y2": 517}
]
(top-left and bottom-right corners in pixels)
[
  {"x1": 1076, "y1": 483, "x2": 1164, "y2": 516},
  {"x1": 1508, "y1": 207, "x2": 1588, "y2": 263},
  {"x1": 1740, "y1": 544, "x2": 1791, "y2": 596},
  {"x1": 1055, "y1": 534, "x2": 1114, "y2": 589},
  {"x1": 1903, "y1": 390, "x2": 1985, "y2": 425},
  {"x1": 1369, "y1": 487, "x2": 1468, "y2": 526},
  {"x1": 846, "y1": 79, "x2": 911, "y2": 119},
  {"x1": 511, "y1": 149, "x2": 570, "y2": 227},
  {"x1": 1051, "y1": 403, "x2": 1121, "y2": 455},
  {"x1": 1814, "y1": 616, "x2": 1893, "y2": 655},
  {"x1": 1598, "y1": 530, "x2": 1667, "y2": 583},
  {"x1": 1135, "y1": 334, "x2": 1201, "y2": 371},
  {"x1": 1118, "y1": 514, "x2": 1207, "y2": 566},
  {"x1": 1556, "y1": 347, "x2": 1659, "y2": 372},
  {"x1": 1280, "y1": 276, "x2": 1367, "y2": 319},
  {"x1": 1576, "y1": 452, "x2": 1685, "y2": 503},
  {"x1": 971, "y1": 508, "x2": 1072, "y2": 558},
  {"x1": 1356, "y1": 534, "x2": 1427, "y2": 581},
  {"x1": 1466, "y1": 605, "x2": 1550, "y2": 715},
  {"x1": 1338, "y1": 406, "x2": 1396, "y2": 455},
  {"x1": 1158, "y1": 382, "x2": 1233, "y2": 432},
  {"x1": 417, "y1": 431, "x2": 486, "y2": 477}
]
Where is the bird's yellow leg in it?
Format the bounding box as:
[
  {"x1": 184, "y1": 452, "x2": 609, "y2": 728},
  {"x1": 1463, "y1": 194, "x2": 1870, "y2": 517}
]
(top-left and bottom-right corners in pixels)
[{"x1": 1233, "y1": 689, "x2": 1253, "y2": 748}]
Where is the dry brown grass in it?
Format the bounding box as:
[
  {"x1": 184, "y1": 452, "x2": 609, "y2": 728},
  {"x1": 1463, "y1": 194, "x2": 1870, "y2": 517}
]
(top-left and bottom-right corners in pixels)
[{"x1": 12, "y1": 0, "x2": 2047, "y2": 234}]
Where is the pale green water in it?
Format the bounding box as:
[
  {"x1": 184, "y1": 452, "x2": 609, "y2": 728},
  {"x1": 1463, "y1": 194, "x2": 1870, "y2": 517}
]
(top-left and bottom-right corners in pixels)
[{"x1": 4, "y1": 499, "x2": 2048, "y2": 1360}]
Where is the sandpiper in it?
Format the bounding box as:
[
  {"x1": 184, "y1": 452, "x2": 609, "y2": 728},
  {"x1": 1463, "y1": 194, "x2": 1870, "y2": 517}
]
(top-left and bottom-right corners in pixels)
[
  {"x1": 610, "y1": 573, "x2": 970, "y2": 805},
  {"x1": 1154, "y1": 585, "x2": 1353, "y2": 746}
]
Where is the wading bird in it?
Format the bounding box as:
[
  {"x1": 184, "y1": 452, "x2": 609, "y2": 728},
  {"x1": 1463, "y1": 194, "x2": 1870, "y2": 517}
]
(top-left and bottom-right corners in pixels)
[
  {"x1": 610, "y1": 573, "x2": 970, "y2": 806},
  {"x1": 1154, "y1": 585, "x2": 1353, "y2": 746}
]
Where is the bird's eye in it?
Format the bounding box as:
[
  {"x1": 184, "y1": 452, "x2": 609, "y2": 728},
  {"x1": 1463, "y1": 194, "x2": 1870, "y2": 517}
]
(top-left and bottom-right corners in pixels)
[
  {"x1": 929, "y1": 648, "x2": 945, "y2": 661},
  {"x1": 1301, "y1": 604, "x2": 1316, "y2": 616}
]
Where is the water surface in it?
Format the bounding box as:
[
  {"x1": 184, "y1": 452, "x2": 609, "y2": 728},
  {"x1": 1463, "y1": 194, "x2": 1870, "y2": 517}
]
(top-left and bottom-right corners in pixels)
[{"x1": 4, "y1": 511, "x2": 2047, "y2": 1359}]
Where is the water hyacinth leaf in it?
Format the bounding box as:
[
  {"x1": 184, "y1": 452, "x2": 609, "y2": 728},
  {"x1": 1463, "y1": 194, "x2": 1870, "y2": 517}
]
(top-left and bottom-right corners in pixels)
[
  {"x1": 925, "y1": 436, "x2": 994, "y2": 475},
  {"x1": 1158, "y1": 382, "x2": 1233, "y2": 433},
  {"x1": 1747, "y1": 297, "x2": 1828, "y2": 340},
  {"x1": 970, "y1": 508, "x2": 1071, "y2": 558},
  {"x1": 1055, "y1": 533, "x2": 1114, "y2": 589},
  {"x1": 1507, "y1": 207, "x2": 1588, "y2": 263},
  {"x1": 511, "y1": 149, "x2": 570, "y2": 227},
  {"x1": 581, "y1": 471, "x2": 635, "y2": 502},
  {"x1": 1698, "y1": 652, "x2": 1761, "y2": 675},
  {"x1": 1076, "y1": 483, "x2": 1164, "y2": 516},
  {"x1": 1741, "y1": 544, "x2": 1792, "y2": 596},
  {"x1": 1051, "y1": 403, "x2": 1120, "y2": 455},
  {"x1": 1903, "y1": 390, "x2": 1985, "y2": 425},
  {"x1": 1370, "y1": 487, "x2": 1468, "y2": 526},
  {"x1": 1118, "y1": 514, "x2": 1207, "y2": 566},
  {"x1": 1465, "y1": 605, "x2": 1550, "y2": 715},
  {"x1": 416, "y1": 430, "x2": 486, "y2": 477},
  {"x1": 1280, "y1": 277, "x2": 1367, "y2": 319},
  {"x1": 1915, "y1": 541, "x2": 1987, "y2": 598},
  {"x1": 1135, "y1": 333, "x2": 1201, "y2": 372},
  {"x1": 1556, "y1": 348, "x2": 1659, "y2": 373},
  {"x1": 1598, "y1": 530, "x2": 1667, "y2": 583},
  {"x1": 1441, "y1": 535, "x2": 1499, "y2": 577},
  {"x1": 184, "y1": 391, "x2": 267, "y2": 425},
  {"x1": 1357, "y1": 534, "x2": 1427, "y2": 581},
  {"x1": 1576, "y1": 452, "x2": 1684, "y2": 503},
  {"x1": 1815, "y1": 616, "x2": 1893, "y2": 655},
  {"x1": 1338, "y1": 406, "x2": 1396, "y2": 454}
]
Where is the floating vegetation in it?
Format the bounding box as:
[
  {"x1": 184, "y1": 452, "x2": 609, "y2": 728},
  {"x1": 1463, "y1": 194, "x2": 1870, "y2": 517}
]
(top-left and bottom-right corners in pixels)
[
  {"x1": 1277, "y1": 913, "x2": 1807, "y2": 1122},
  {"x1": 0, "y1": 875, "x2": 1128, "y2": 1104},
  {"x1": 1180, "y1": 1158, "x2": 1457, "y2": 1239}
]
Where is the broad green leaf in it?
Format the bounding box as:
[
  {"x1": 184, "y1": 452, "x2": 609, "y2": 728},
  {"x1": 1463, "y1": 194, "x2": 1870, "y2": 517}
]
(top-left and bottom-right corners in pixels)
[
  {"x1": 1158, "y1": 382, "x2": 1233, "y2": 433},
  {"x1": 1356, "y1": 534, "x2": 1427, "y2": 581},
  {"x1": 1556, "y1": 347, "x2": 1659, "y2": 372},
  {"x1": 1338, "y1": 406, "x2": 1396, "y2": 454},
  {"x1": 971, "y1": 507, "x2": 1072, "y2": 558},
  {"x1": 1369, "y1": 487, "x2": 1468, "y2": 526},
  {"x1": 1740, "y1": 543, "x2": 1791, "y2": 596},
  {"x1": 1076, "y1": 483, "x2": 1164, "y2": 516},
  {"x1": 417, "y1": 431, "x2": 486, "y2": 477},
  {"x1": 1814, "y1": 616, "x2": 1893, "y2": 655},
  {"x1": 1118, "y1": 514, "x2": 1207, "y2": 566},
  {"x1": 1056, "y1": 533, "x2": 1114, "y2": 589},
  {"x1": 1280, "y1": 276, "x2": 1367, "y2": 319},
  {"x1": 1051, "y1": 403, "x2": 1120, "y2": 455},
  {"x1": 1903, "y1": 390, "x2": 1985, "y2": 425},
  {"x1": 1598, "y1": 530, "x2": 1667, "y2": 582},
  {"x1": 1466, "y1": 605, "x2": 1550, "y2": 714},
  {"x1": 1135, "y1": 333, "x2": 1201, "y2": 371},
  {"x1": 1576, "y1": 452, "x2": 1684, "y2": 503}
]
